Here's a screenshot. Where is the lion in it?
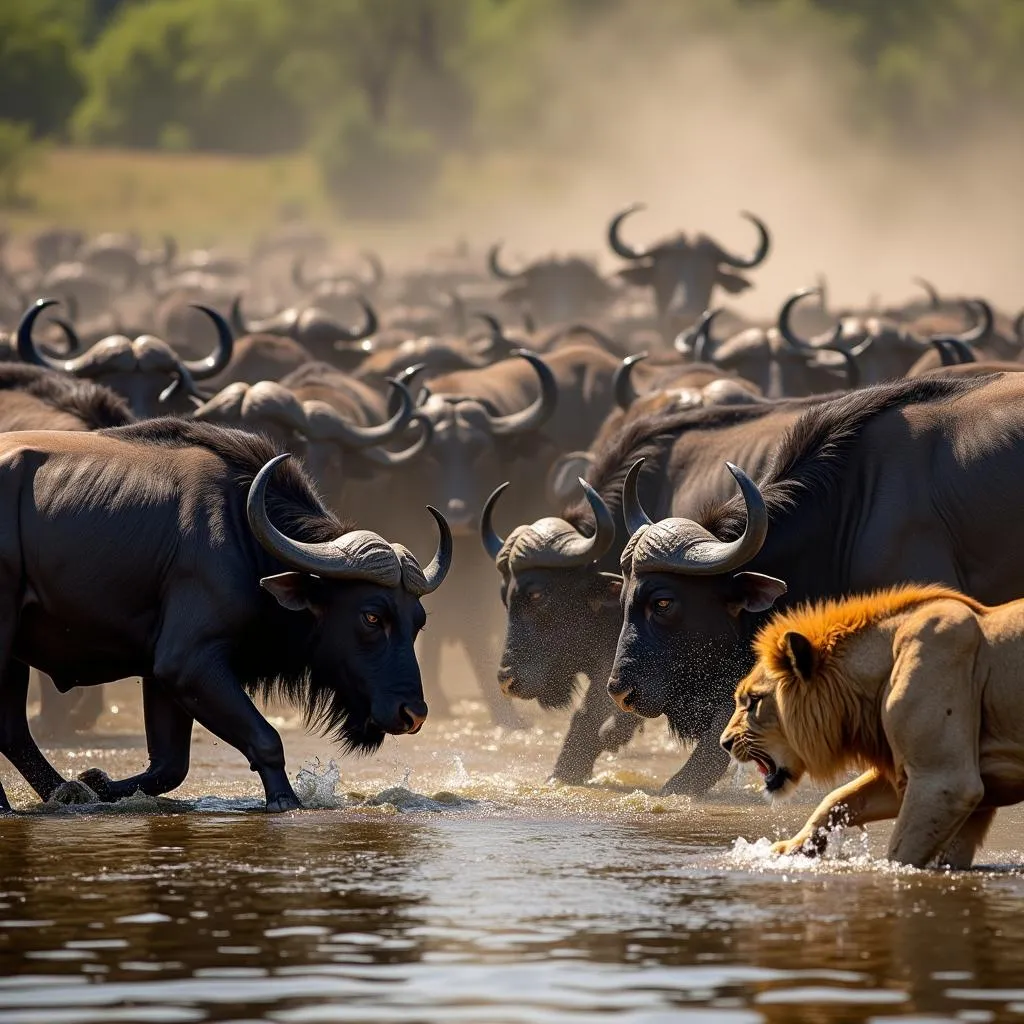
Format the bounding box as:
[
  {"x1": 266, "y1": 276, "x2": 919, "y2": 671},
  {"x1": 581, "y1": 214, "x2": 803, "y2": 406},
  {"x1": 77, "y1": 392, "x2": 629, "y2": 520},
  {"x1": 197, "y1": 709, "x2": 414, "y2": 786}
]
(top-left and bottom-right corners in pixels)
[{"x1": 719, "y1": 583, "x2": 1024, "y2": 868}]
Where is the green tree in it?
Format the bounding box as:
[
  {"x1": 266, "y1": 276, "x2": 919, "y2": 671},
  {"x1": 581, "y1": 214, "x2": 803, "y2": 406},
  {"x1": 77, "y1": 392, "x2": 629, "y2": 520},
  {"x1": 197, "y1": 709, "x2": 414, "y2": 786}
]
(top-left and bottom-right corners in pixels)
[{"x1": 0, "y1": 6, "x2": 86, "y2": 138}]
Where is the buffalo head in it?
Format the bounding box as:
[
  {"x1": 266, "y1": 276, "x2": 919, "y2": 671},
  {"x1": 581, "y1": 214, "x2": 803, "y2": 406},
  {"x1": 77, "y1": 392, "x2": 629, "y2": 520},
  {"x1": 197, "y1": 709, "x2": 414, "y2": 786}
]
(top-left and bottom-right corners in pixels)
[
  {"x1": 248, "y1": 454, "x2": 451, "y2": 748},
  {"x1": 608, "y1": 206, "x2": 770, "y2": 320}
]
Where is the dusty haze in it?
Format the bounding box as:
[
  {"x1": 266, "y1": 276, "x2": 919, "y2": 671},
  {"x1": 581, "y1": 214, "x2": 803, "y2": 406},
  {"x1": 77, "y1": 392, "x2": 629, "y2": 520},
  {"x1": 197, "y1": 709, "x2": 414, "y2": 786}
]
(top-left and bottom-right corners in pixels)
[{"x1": 419, "y1": 24, "x2": 1024, "y2": 318}]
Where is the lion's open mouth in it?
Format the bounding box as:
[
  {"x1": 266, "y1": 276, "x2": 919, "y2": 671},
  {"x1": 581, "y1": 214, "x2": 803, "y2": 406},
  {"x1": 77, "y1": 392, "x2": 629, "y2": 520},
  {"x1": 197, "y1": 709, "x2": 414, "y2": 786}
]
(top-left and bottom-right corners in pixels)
[{"x1": 751, "y1": 752, "x2": 790, "y2": 793}]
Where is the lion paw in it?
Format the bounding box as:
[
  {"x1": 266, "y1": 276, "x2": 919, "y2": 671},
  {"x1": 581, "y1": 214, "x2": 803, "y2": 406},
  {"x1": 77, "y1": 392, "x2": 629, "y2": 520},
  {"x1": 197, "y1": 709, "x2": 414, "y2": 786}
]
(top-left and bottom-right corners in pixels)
[{"x1": 771, "y1": 836, "x2": 817, "y2": 857}]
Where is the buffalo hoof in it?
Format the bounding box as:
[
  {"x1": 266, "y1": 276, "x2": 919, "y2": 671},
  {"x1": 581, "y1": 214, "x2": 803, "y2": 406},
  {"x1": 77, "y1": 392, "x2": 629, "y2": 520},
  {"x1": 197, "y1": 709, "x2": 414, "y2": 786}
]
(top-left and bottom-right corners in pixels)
[
  {"x1": 265, "y1": 793, "x2": 302, "y2": 813},
  {"x1": 77, "y1": 768, "x2": 123, "y2": 802},
  {"x1": 548, "y1": 766, "x2": 593, "y2": 787},
  {"x1": 49, "y1": 779, "x2": 98, "y2": 806}
]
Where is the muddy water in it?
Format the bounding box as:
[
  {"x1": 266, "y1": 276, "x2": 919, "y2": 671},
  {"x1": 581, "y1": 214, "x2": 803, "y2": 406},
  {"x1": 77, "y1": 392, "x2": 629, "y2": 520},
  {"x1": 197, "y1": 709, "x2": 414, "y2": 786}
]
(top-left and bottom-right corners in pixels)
[{"x1": 3, "y1": 689, "x2": 1024, "y2": 1023}]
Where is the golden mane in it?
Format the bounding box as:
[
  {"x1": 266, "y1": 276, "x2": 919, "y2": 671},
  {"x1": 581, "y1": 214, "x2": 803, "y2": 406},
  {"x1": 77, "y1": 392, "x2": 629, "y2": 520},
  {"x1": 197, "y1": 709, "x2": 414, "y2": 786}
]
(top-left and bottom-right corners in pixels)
[
  {"x1": 753, "y1": 584, "x2": 986, "y2": 679},
  {"x1": 742, "y1": 584, "x2": 988, "y2": 779}
]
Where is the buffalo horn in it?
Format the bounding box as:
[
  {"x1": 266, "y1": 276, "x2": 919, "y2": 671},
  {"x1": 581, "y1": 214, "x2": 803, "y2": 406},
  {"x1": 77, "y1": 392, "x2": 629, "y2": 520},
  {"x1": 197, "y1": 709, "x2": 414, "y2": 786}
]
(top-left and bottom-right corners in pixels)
[
  {"x1": 912, "y1": 276, "x2": 940, "y2": 309},
  {"x1": 957, "y1": 299, "x2": 993, "y2": 345},
  {"x1": 304, "y1": 378, "x2": 413, "y2": 449},
  {"x1": 613, "y1": 352, "x2": 648, "y2": 410},
  {"x1": 487, "y1": 351, "x2": 558, "y2": 436},
  {"x1": 607, "y1": 204, "x2": 649, "y2": 261},
  {"x1": 623, "y1": 458, "x2": 768, "y2": 574},
  {"x1": 777, "y1": 287, "x2": 821, "y2": 351},
  {"x1": 487, "y1": 242, "x2": 520, "y2": 281},
  {"x1": 691, "y1": 308, "x2": 724, "y2": 364},
  {"x1": 480, "y1": 482, "x2": 510, "y2": 560},
  {"x1": 717, "y1": 212, "x2": 771, "y2": 269},
  {"x1": 182, "y1": 304, "x2": 234, "y2": 379},
  {"x1": 247, "y1": 453, "x2": 451, "y2": 591}
]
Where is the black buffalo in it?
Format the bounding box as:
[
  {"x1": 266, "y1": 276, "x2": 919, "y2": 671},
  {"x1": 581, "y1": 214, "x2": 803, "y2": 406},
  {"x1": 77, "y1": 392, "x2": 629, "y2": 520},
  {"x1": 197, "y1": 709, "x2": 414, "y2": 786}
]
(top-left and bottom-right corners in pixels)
[
  {"x1": 0, "y1": 420, "x2": 451, "y2": 811},
  {"x1": 608, "y1": 374, "x2": 1024, "y2": 792}
]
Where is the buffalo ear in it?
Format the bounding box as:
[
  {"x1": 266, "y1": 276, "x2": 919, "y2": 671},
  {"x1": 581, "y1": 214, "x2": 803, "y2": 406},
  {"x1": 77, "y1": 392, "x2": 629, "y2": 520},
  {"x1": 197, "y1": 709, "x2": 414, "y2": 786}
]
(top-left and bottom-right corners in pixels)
[
  {"x1": 784, "y1": 631, "x2": 816, "y2": 681},
  {"x1": 616, "y1": 266, "x2": 653, "y2": 287},
  {"x1": 715, "y1": 269, "x2": 752, "y2": 294},
  {"x1": 728, "y1": 572, "x2": 787, "y2": 615},
  {"x1": 546, "y1": 451, "x2": 595, "y2": 504},
  {"x1": 260, "y1": 572, "x2": 321, "y2": 613}
]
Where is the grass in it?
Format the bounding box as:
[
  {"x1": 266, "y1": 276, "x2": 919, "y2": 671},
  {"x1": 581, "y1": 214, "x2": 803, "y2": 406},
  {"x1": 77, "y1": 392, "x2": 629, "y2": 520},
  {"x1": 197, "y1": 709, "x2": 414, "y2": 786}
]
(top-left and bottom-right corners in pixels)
[
  {"x1": 4, "y1": 147, "x2": 333, "y2": 247},
  {"x1": 2, "y1": 146, "x2": 571, "y2": 251}
]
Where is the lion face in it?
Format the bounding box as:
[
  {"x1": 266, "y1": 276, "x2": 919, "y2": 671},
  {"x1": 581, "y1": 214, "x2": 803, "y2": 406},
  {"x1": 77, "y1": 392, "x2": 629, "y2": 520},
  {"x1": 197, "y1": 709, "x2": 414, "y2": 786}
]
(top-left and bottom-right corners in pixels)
[{"x1": 720, "y1": 667, "x2": 806, "y2": 796}]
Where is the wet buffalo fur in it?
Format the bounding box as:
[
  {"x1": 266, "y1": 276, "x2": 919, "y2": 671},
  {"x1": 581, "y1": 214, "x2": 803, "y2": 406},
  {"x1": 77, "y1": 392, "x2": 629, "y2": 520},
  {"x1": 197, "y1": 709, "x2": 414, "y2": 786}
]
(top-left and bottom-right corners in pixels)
[
  {"x1": 701, "y1": 375, "x2": 991, "y2": 541},
  {"x1": 0, "y1": 364, "x2": 133, "y2": 428},
  {"x1": 97, "y1": 417, "x2": 385, "y2": 752}
]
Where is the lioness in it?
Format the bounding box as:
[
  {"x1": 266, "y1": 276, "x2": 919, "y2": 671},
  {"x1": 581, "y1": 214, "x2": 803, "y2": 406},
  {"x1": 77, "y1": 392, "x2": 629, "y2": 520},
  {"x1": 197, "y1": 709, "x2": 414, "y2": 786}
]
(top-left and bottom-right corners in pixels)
[{"x1": 719, "y1": 584, "x2": 1024, "y2": 868}]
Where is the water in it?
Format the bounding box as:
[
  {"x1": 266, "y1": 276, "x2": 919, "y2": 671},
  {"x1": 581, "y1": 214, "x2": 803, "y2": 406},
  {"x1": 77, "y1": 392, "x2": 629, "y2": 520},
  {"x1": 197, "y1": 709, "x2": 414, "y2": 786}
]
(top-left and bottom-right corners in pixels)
[{"x1": 3, "y1": 694, "x2": 1024, "y2": 1023}]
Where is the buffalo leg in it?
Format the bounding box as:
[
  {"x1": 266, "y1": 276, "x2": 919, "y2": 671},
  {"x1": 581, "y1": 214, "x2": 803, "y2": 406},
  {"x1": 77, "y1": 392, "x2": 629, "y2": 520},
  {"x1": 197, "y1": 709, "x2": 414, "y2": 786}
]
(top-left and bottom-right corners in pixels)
[
  {"x1": 170, "y1": 659, "x2": 300, "y2": 812},
  {"x1": 0, "y1": 660, "x2": 65, "y2": 802},
  {"x1": 552, "y1": 677, "x2": 641, "y2": 784},
  {"x1": 78, "y1": 678, "x2": 193, "y2": 802},
  {"x1": 660, "y1": 705, "x2": 734, "y2": 797}
]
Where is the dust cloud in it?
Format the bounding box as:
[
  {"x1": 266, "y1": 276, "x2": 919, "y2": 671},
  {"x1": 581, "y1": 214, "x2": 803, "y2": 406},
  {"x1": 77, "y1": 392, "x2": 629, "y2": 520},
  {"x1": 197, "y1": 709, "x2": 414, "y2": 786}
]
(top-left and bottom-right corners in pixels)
[{"x1": 428, "y1": 21, "x2": 1024, "y2": 317}]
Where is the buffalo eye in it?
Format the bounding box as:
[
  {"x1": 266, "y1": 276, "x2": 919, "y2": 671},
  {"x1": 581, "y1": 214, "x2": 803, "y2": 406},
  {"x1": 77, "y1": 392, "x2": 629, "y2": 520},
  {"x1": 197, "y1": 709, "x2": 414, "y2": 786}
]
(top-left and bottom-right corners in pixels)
[
  {"x1": 650, "y1": 596, "x2": 674, "y2": 616},
  {"x1": 362, "y1": 611, "x2": 382, "y2": 628},
  {"x1": 525, "y1": 587, "x2": 543, "y2": 604}
]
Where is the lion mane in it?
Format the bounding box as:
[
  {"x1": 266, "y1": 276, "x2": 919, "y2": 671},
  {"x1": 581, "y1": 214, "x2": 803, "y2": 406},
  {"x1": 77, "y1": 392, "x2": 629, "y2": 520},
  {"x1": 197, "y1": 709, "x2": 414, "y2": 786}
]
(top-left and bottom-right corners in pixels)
[{"x1": 748, "y1": 583, "x2": 986, "y2": 778}]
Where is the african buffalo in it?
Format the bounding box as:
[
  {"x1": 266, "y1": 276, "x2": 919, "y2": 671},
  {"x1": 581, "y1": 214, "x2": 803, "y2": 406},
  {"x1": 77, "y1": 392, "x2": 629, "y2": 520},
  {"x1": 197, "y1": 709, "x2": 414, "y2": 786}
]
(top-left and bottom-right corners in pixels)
[
  {"x1": 18, "y1": 298, "x2": 234, "y2": 417},
  {"x1": 481, "y1": 394, "x2": 821, "y2": 789},
  {"x1": 608, "y1": 374, "x2": 1024, "y2": 793},
  {"x1": 608, "y1": 206, "x2": 770, "y2": 320},
  {"x1": 0, "y1": 421, "x2": 451, "y2": 811},
  {"x1": 487, "y1": 245, "x2": 617, "y2": 325}
]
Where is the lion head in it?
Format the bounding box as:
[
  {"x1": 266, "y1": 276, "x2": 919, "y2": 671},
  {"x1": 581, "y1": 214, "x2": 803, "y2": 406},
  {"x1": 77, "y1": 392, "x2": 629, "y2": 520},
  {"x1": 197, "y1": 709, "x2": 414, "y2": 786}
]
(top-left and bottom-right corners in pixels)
[
  {"x1": 720, "y1": 653, "x2": 809, "y2": 797},
  {"x1": 721, "y1": 584, "x2": 976, "y2": 797}
]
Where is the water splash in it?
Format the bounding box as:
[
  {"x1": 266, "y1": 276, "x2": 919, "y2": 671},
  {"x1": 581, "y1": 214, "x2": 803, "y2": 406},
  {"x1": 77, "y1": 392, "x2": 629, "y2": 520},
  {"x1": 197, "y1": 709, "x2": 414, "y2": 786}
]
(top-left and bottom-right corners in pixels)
[{"x1": 293, "y1": 758, "x2": 342, "y2": 808}]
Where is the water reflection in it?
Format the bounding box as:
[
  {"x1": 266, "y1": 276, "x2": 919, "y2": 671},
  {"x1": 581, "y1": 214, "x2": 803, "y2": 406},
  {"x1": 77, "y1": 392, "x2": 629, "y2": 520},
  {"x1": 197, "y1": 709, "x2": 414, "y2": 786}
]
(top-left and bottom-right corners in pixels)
[{"x1": 1, "y1": 789, "x2": 1023, "y2": 1021}]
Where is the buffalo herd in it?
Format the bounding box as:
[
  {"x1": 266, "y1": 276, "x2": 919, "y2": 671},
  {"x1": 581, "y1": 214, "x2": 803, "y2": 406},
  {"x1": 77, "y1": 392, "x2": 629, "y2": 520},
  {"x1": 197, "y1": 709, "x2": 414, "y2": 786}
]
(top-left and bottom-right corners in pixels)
[{"x1": 0, "y1": 213, "x2": 1020, "y2": 808}]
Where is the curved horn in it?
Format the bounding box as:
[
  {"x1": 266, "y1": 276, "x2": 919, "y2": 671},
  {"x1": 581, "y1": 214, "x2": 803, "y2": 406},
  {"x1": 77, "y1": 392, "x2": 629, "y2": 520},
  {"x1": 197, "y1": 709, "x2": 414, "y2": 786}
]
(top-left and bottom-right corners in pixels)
[
  {"x1": 668, "y1": 463, "x2": 768, "y2": 574},
  {"x1": 445, "y1": 289, "x2": 466, "y2": 333},
  {"x1": 957, "y1": 299, "x2": 993, "y2": 344},
  {"x1": 613, "y1": 352, "x2": 648, "y2": 410},
  {"x1": 418, "y1": 506, "x2": 453, "y2": 594},
  {"x1": 607, "y1": 203, "x2": 648, "y2": 261},
  {"x1": 622, "y1": 458, "x2": 654, "y2": 537},
  {"x1": 819, "y1": 326, "x2": 860, "y2": 388},
  {"x1": 691, "y1": 308, "x2": 724, "y2": 363},
  {"x1": 931, "y1": 335, "x2": 976, "y2": 364},
  {"x1": 562, "y1": 478, "x2": 616, "y2": 565},
  {"x1": 249, "y1": 453, "x2": 431, "y2": 583},
  {"x1": 487, "y1": 351, "x2": 558, "y2": 437},
  {"x1": 386, "y1": 363, "x2": 426, "y2": 417},
  {"x1": 474, "y1": 311, "x2": 504, "y2": 339},
  {"x1": 480, "y1": 481, "x2": 509, "y2": 560},
  {"x1": 182, "y1": 304, "x2": 234, "y2": 379},
  {"x1": 487, "y1": 242, "x2": 520, "y2": 281},
  {"x1": 357, "y1": 413, "x2": 433, "y2": 468},
  {"x1": 17, "y1": 298, "x2": 78, "y2": 372},
  {"x1": 717, "y1": 212, "x2": 771, "y2": 269},
  {"x1": 230, "y1": 294, "x2": 251, "y2": 337},
  {"x1": 929, "y1": 338, "x2": 958, "y2": 367},
  {"x1": 912, "y1": 276, "x2": 940, "y2": 309},
  {"x1": 305, "y1": 377, "x2": 413, "y2": 449},
  {"x1": 336, "y1": 296, "x2": 378, "y2": 342},
  {"x1": 778, "y1": 287, "x2": 821, "y2": 351},
  {"x1": 361, "y1": 250, "x2": 384, "y2": 290},
  {"x1": 1014, "y1": 309, "x2": 1024, "y2": 347},
  {"x1": 50, "y1": 317, "x2": 81, "y2": 356}
]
